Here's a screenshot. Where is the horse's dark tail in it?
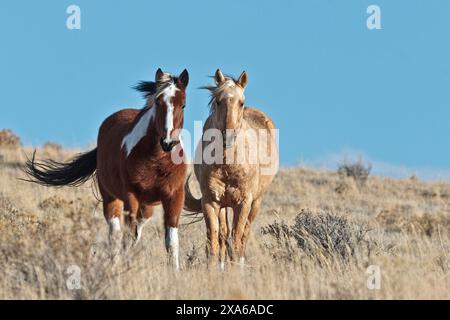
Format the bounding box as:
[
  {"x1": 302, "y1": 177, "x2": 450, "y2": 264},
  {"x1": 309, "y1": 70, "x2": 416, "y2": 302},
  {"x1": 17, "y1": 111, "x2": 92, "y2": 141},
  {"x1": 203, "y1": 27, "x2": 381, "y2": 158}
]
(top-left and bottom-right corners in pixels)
[{"x1": 23, "y1": 148, "x2": 97, "y2": 187}]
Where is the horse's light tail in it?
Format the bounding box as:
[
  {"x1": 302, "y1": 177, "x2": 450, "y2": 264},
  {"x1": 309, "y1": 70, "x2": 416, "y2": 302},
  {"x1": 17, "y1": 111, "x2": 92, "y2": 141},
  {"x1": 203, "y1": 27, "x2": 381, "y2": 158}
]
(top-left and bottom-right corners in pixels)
[
  {"x1": 23, "y1": 148, "x2": 97, "y2": 187},
  {"x1": 184, "y1": 173, "x2": 202, "y2": 213}
]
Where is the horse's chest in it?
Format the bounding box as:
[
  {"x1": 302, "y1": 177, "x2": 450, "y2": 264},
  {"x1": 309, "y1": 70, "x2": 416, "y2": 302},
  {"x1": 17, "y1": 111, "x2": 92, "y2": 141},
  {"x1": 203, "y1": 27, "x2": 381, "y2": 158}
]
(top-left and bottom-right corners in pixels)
[
  {"x1": 207, "y1": 168, "x2": 254, "y2": 205},
  {"x1": 130, "y1": 161, "x2": 183, "y2": 192}
]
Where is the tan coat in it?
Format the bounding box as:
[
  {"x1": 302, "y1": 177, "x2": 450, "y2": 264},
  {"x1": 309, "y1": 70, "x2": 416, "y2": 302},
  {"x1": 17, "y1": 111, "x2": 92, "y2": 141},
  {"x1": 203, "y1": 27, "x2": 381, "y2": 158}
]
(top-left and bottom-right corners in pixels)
[{"x1": 185, "y1": 70, "x2": 279, "y2": 267}]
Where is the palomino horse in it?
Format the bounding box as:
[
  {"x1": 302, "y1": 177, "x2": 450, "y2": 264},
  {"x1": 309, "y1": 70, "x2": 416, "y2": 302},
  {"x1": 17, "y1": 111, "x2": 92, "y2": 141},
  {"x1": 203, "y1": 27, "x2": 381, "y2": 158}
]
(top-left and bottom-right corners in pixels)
[
  {"x1": 184, "y1": 69, "x2": 279, "y2": 269},
  {"x1": 24, "y1": 68, "x2": 189, "y2": 270}
]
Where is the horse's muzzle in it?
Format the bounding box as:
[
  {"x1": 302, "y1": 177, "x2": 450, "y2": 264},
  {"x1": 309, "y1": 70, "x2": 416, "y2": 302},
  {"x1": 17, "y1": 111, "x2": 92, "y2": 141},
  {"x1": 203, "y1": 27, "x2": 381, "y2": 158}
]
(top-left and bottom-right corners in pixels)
[
  {"x1": 160, "y1": 137, "x2": 178, "y2": 152},
  {"x1": 223, "y1": 130, "x2": 237, "y2": 149}
]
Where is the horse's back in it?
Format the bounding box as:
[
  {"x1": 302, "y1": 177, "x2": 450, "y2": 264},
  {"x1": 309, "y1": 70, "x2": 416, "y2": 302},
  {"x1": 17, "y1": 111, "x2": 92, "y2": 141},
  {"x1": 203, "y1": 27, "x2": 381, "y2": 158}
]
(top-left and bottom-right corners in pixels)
[
  {"x1": 244, "y1": 106, "x2": 279, "y2": 194},
  {"x1": 99, "y1": 109, "x2": 140, "y2": 137},
  {"x1": 244, "y1": 107, "x2": 276, "y2": 131},
  {"x1": 97, "y1": 108, "x2": 141, "y2": 199}
]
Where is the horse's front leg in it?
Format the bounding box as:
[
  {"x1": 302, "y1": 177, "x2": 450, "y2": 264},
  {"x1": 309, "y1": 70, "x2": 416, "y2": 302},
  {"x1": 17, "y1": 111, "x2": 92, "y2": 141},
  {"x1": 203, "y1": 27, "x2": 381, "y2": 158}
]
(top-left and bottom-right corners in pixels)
[
  {"x1": 162, "y1": 189, "x2": 184, "y2": 271},
  {"x1": 202, "y1": 200, "x2": 221, "y2": 268},
  {"x1": 231, "y1": 198, "x2": 253, "y2": 265},
  {"x1": 240, "y1": 197, "x2": 262, "y2": 263}
]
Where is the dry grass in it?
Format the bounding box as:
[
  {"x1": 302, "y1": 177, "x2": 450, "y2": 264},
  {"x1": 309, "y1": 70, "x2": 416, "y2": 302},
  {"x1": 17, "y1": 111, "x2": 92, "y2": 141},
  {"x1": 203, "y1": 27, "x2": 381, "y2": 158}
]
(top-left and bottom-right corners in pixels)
[
  {"x1": 0, "y1": 129, "x2": 21, "y2": 149},
  {"x1": 0, "y1": 145, "x2": 449, "y2": 300}
]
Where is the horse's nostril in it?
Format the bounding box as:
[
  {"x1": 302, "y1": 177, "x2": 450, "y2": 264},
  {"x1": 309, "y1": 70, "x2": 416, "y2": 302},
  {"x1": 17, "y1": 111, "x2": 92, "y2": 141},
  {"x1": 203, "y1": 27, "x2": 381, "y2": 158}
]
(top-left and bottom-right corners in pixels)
[{"x1": 160, "y1": 137, "x2": 176, "y2": 152}]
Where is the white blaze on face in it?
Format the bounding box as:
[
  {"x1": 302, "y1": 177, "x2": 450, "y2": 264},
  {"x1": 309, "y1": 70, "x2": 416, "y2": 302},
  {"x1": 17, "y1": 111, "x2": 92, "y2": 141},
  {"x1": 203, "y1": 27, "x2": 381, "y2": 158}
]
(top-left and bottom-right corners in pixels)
[{"x1": 162, "y1": 83, "x2": 178, "y2": 143}]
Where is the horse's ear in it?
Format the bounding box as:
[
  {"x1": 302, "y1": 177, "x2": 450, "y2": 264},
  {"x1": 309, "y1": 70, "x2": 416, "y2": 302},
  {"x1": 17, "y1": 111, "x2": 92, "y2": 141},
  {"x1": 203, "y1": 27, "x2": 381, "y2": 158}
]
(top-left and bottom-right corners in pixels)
[
  {"x1": 237, "y1": 71, "x2": 248, "y2": 89},
  {"x1": 155, "y1": 68, "x2": 164, "y2": 82},
  {"x1": 178, "y1": 69, "x2": 189, "y2": 89},
  {"x1": 215, "y1": 69, "x2": 225, "y2": 85}
]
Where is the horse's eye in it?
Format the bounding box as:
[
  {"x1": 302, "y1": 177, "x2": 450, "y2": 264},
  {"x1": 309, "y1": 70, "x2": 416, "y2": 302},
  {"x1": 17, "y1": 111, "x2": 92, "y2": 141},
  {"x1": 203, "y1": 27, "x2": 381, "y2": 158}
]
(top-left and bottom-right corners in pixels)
[
  {"x1": 240, "y1": 102, "x2": 244, "y2": 107},
  {"x1": 182, "y1": 105, "x2": 186, "y2": 109}
]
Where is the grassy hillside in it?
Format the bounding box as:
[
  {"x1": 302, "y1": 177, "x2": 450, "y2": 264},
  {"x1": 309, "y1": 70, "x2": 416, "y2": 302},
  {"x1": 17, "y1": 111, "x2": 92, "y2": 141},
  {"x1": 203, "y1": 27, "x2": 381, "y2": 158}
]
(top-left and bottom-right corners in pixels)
[{"x1": 0, "y1": 144, "x2": 449, "y2": 299}]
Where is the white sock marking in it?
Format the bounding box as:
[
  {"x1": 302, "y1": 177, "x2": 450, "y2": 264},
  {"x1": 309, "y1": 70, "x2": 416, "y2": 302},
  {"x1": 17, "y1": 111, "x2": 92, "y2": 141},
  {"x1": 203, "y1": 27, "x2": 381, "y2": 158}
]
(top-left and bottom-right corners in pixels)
[
  {"x1": 135, "y1": 217, "x2": 150, "y2": 243},
  {"x1": 108, "y1": 217, "x2": 121, "y2": 234},
  {"x1": 165, "y1": 226, "x2": 180, "y2": 271}
]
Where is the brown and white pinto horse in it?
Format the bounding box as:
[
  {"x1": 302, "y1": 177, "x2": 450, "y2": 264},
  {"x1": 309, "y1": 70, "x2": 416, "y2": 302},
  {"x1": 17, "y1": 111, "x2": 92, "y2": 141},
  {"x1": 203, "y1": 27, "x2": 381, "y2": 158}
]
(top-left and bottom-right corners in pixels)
[{"x1": 24, "y1": 68, "x2": 189, "y2": 270}]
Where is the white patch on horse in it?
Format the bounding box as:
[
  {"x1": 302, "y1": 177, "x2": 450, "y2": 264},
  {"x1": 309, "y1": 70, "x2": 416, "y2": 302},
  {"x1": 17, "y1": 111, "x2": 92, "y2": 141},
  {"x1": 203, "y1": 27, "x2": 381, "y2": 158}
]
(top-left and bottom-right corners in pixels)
[
  {"x1": 135, "y1": 217, "x2": 150, "y2": 243},
  {"x1": 108, "y1": 217, "x2": 121, "y2": 233},
  {"x1": 121, "y1": 106, "x2": 156, "y2": 157},
  {"x1": 163, "y1": 83, "x2": 177, "y2": 143},
  {"x1": 165, "y1": 226, "x2": 180, "y2": 271},
  {"x1": 179, "y1": 135, "x2": 184, "y2": 150}
]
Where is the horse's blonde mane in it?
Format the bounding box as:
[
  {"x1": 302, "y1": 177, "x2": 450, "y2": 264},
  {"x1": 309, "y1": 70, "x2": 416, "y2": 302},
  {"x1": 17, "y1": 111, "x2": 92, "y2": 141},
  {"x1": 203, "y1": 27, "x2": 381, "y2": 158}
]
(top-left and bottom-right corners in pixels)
[{"x1": 202, "y1": 76, "x2": 244, "y2": 114}]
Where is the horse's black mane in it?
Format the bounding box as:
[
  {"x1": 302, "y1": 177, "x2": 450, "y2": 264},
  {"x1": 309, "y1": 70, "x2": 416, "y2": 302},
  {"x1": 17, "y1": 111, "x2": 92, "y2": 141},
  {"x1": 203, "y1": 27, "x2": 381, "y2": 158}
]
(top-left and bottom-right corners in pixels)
[
  {"x1": 134, "y1": 76, "x2": 179, "y2": 98},
  {"x1": 134, "y1": 81, "x2": 157, "y2": 98}
]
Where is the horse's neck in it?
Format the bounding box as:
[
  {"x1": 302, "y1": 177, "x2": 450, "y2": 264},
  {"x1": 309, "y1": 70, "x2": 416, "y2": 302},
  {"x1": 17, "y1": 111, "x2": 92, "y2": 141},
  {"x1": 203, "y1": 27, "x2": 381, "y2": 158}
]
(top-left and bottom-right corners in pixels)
[
  {"x1": 206, "y1": 112, "x2": 249, "y2": 131},
  {"x1": 130, "y1": 121, "x2": 161, "y2": 158},
  {"x1": 204, "y1": 113, "x2": 249, "y2": 164}
]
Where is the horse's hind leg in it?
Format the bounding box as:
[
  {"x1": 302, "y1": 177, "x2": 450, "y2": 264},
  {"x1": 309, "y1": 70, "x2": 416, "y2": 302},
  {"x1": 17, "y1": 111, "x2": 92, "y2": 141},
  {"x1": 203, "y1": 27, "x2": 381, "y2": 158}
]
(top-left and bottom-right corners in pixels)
[
  {"x1": 103, "y1": 198, "x2": 123, "y2": 244},
  {"x1": 124, "y1": 192, "x2": 140, "y2": 241},
  {"x1": 162, "y1": 190, "x2": 183, "y2": 271},
  {"x1": 135, "y1": 203, "x2": 154, "y2": 244},
  {"x1": 218, "y1": 207, "x2": 230, "y2": 271}
]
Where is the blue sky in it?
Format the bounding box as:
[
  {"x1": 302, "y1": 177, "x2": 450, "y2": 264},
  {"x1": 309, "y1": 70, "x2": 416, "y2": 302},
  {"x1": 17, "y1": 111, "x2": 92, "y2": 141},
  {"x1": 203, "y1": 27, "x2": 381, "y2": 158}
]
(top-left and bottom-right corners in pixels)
[{"x1": 1, "y1": 1, "x2": 449, "y2": 179}]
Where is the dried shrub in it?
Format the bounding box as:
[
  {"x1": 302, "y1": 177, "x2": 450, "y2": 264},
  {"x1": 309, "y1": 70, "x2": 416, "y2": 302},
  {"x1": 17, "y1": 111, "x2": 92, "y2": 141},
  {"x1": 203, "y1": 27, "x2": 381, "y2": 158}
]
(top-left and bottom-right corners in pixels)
[
  {"x1": 377, "y1": 209, "x2": 450, "y2": 237},
  {"x1": 337, "y1": 159, "x2": 372, "y2": 188},
  {"x1": 0, "y1": 194, "x2": 42, "y2": 236},
  {"x1": 43, "y1": 142, "x2": 63, "y2": 153},
  {"x1": 39, "y1": 195, "x2": 73, "y2": 210},
  {"x1": 261, "y1": 220, "x2": 297, "y2": 261},
  {"x1": 185, "y1": 244, "x2": 202, "y2": 269},
  {"x1": 291, "y1": 210, "x2": 369, "y2": 261},
  {"x1": 407, "y1": 215, "x2": 450, "y2": 237},
  {"x1": 334, "y1": 180, "x2": 357, "y2": 196},
  {"x1": 0, "y1": 129, "x2": 21, "y2": 148},
  {"x1": 40, "y1": 141, "x2": 65, "y2": 160},
  {"x1": 262, "y1": 210, "x2": 371, "y2": 264}
]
